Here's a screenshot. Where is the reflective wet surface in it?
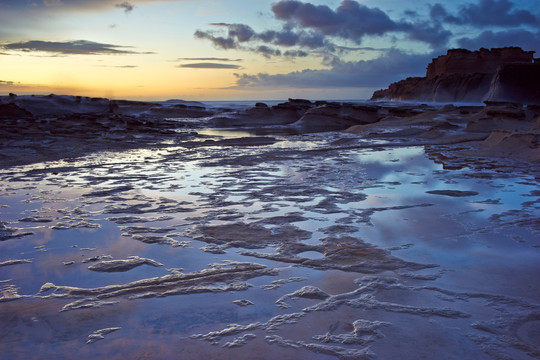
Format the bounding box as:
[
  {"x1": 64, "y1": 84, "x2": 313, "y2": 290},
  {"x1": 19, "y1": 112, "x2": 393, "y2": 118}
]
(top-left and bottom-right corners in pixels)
[{"x1": 1, "y1": 130, "x2": 539, "y2": 359}]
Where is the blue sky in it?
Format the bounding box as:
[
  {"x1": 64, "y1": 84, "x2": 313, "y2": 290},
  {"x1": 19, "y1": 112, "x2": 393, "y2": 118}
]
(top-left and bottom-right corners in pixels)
[{"x1": 0, "y1": 0, "x2": 539, "y2": 100}]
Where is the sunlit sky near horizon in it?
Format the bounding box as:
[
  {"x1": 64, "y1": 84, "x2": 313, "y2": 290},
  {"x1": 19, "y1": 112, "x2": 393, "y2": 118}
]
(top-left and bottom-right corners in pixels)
[{"x1": 1, "y1": 0, "x2": 539, "y2": 101}]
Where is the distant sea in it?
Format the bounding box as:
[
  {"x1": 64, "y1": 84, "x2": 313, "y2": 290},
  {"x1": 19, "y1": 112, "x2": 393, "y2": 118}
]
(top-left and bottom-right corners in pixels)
[
  {"x1": 160, "y1": 98, "x2": 486, "y2": 110},
  {"x1": 189, "y1": 99, "x2": 372, "y2": 110}
]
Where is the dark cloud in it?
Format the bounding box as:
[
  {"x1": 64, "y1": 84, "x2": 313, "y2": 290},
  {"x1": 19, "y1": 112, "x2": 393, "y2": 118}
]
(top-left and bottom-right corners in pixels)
[
  {"x1": 194, "y1": 30, "x2": 236, "y2": 49},
  {"x1": 194, "y1": 0, "x2": 540, "y2": 60},
  {"x1": 271, "y1": 0, "x2": 404, "y2": 42},
  {"x1": 115, "y1": 1, "x2": 134, "y2": 13},
  {"x1": 233, "y1": 49, "x2": 433, "y2": 89},
  {"x1": 177, "y1": 57, "x2": 242, "y2": 62},
  {"x1": 404, "y1": 9, "x2": 419, "y2": 18},
  {"x1": 1, "y1": 40, "x2": 153, "y2": 55},
  {"x1": 194, "y1": 25, "x2": 317, "y2": 57},
  {"x1": 283, "y1": 50, "x2": 308, "y2": 57},
  {"x1": 258, "y1": 29, "x2": 297, "y2": 46},
  {"x1": 0, "y1": 80, "x2": 15, "y2": 86},
  {"x1": 198, "y1": 24, "x2": 327, "y2": 51},
  {"x1": 429, "y1": 3, "x2": 460, "y2": 23},
  {"x1": 258, "y1": 29, "x2": 326, "y2": 49},
  {"x1": 228, "y1": 24, "x2": 256, "y2": 42},
  {"x1": 432, "y1": 0, "x2": 539, "y2": 27},
  {"x1": 406, "y1": 21, "x2": 452, "y2": 48},
  {"x1": 256, "y1": 45, "x2": 282, "y2": 58},
  {"x1": 457, "y1": 29, "x2": 540, "y2": 53},
  {"x1": 458, "y1": 0, "x2": 538, "y2": 27},
  {"x1": 177, "y1": 62, "x2": 241, "y2": 69},
  {"x1": 194, "y1": 0, "x2": 456, "y2": 56}
]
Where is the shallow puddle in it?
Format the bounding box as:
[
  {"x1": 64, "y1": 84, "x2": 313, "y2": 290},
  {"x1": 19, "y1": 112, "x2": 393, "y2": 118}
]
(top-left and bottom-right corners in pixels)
[{"x1": 1, "y1": 132, "x2": 539, "y2": 359}]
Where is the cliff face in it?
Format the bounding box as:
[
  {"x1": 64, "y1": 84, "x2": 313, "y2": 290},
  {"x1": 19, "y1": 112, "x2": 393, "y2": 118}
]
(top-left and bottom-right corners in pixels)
[
  {"x1": 372, "y1": 47, "x2": 539, "y2": 104},
  {"x1": 426, "y1": 47, "x2": 534, "y2": 78},
  {"x1": 372, "y1": 73, "x2": 494, "y2": 103},
  {"x1": 485, "y1": 63, "x2": 540, "y2": 104}
]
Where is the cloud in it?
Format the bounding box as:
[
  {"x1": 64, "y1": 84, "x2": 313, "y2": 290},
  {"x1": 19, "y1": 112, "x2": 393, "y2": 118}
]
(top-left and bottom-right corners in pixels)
[
  {"x1": 177, "y1": 62, "x2": 241, "y2": 69},
  {"x1": 193, "y1": 0, "x2": 457, "y2": 57},
  {"x1": 0, "y1": 80, "x2": 15, "y2": 86},
  {"x1": 176, "y1": 57, "x2": 242, "y2": 62},
  {"x1": 457, "y1": 29, "x2": 540, "y2": 53},
  {"x1": 258, "y1": 29, "x2": 326, "y2": 49},
  {"x1": 406, "y1": 21, "x2": 452, "y2": 48},
  {"x1": 227, "y1": 24, "x2": 256, "y2": 42},
  {"x1": 432, "y1": 0, "x2": 539, "y2": 27},
  {"x1": 232, "y1": 49, "x2": 433, "y2": 89},
  {"x1": 271, "y1": 0, "x2": 404, "y2": 42},
  {"x1": 194, "y1": 0, "x2": 540, "y2": 60},
  {"x1": 283, "y1": 50, "x2": 308, "y2": 57},
  {"x1": 194, "y1": 30, "x2": 236, "y2": 49},
  {"x1": 267, "y1": 0, "x2": 466, "y2": 48},
  {"x1": 256, "y1": 45, "x2": 282, "y2": 58},
  {"x1": 115, "y1": 1, "x2": 134, "y2": 13},
  {"x1": 195, "y1": 24, "x2": 328, "y2": 54},
  {"x1": 194, "y1": 25, "x2": 319, "y2": 58},
  {"x1": 458, "y1": 0, "x2": 538, "y2": 27},
  {"x1": 429, "y1": 3, "x2": 460, "y2": 24},
  {"x1": 1, "y1": 40, "x2": 153, "y2": 55}
]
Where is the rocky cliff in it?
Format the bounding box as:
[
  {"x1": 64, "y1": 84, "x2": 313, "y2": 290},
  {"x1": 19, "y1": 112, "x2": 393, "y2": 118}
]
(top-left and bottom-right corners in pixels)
[
  {"x1": 485, "y1": 63, "x2": 540, "y2": 104},
  {"x1": 372, "y1": 47, "x2": 539, "y2": 104},
  {"x1": 425, "y1": 47, "x2": 534, "y2": 78}
]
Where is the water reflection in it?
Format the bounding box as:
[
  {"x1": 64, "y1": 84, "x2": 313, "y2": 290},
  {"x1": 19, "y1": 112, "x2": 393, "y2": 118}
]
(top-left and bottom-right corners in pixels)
[{"x1": 1, "y1": 134, "x2": 539, "y2": 359}]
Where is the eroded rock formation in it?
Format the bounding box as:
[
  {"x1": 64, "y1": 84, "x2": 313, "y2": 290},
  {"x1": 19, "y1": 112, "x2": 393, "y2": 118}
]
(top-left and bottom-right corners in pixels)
[
  {"x1": 426, "y1": 47, "x2": 534, "y2": 78},
  {"x1": 372, "y1": 47, "x2": 540, "y2": 104}
]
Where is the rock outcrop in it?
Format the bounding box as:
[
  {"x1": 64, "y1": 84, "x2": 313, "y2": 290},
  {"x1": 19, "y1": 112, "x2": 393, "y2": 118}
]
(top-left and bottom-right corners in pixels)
[
  {"x1": 425, "y1": 47, "x2": 534, "y2": 78},
  {"x1": 372, "y1": 47, "x2": 539, "y2": 104},
  {"x1": 207, "y1": 99, "x2": 304, "y2": 127},
  {"x1": 291, "y1": 102, "x2": 382, "y2": 132},
  {"x1": 371, "y1": 73, "x2": 493, "y2": 103},
  {"x1": 0, "y1": 93, "x2": 214, "y2": 118},
  {"x1": 2, "y1": 93, "x2": 539, "y2": 168},
  {"x1": 207, "y1": 99, "x2": 387, "y2": 131}
]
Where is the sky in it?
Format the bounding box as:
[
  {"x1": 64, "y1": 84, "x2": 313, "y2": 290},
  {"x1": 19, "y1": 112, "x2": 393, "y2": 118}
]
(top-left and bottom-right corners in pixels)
[{"x1": 0, "y1": 0, "x2": 539, "y2": 100}]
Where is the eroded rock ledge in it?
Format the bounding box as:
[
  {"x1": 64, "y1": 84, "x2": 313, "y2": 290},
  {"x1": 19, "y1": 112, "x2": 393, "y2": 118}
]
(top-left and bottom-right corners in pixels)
[{"x1": 2, "y1": 91, "x2": 540, "y2": 167}]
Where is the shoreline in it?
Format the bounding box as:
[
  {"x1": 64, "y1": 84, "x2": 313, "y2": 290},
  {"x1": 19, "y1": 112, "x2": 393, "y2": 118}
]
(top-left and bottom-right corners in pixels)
[{"x1": 1, "y1": 94, "x2": 539, "y2": 168}]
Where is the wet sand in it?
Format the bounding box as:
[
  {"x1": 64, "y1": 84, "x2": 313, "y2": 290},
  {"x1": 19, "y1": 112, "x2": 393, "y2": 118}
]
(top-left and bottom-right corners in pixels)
[{"x1": 1, "y1": 96, "x2": 540, "y2": 359}]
